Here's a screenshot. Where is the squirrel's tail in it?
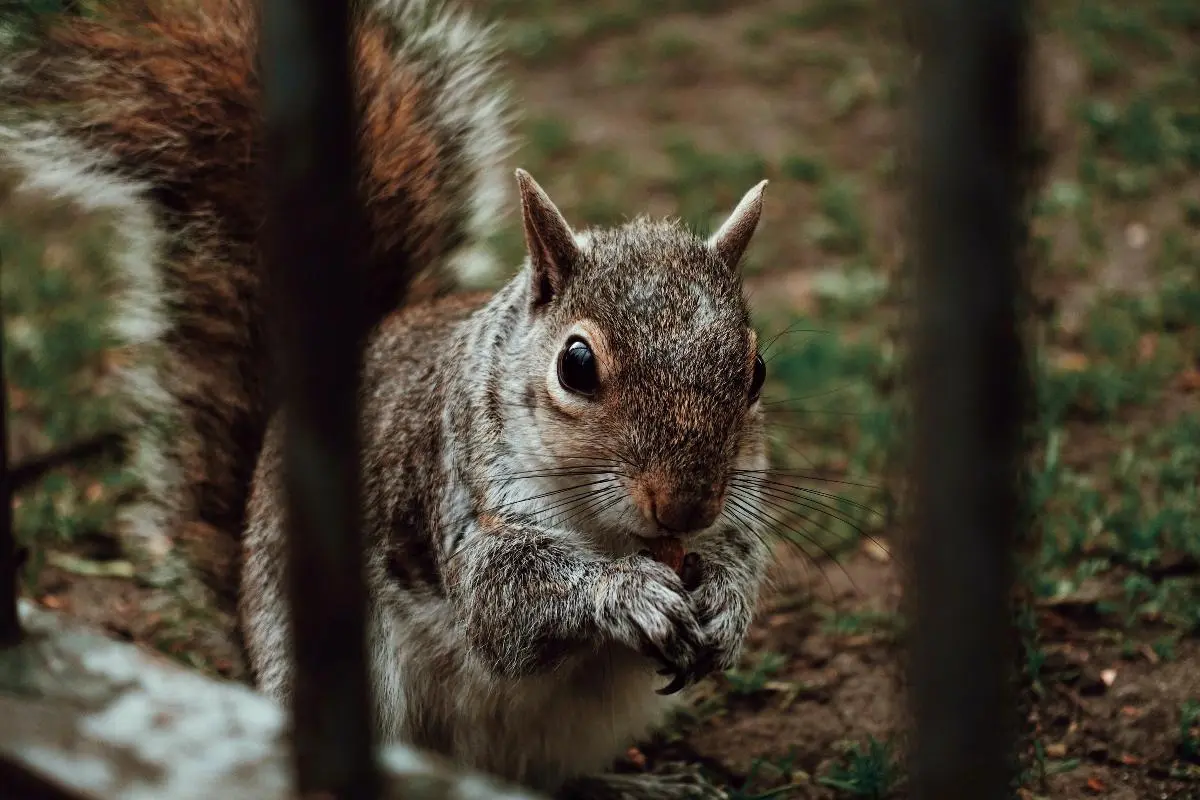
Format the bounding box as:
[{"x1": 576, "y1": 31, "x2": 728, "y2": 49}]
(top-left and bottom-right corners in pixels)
[{"x1": 0, "y1": 0, "x2": 511, "y2": 600}]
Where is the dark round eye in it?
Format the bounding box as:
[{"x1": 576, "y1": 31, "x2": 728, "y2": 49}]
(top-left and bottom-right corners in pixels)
[
  {"x1": 558, "y1": 337, "x2": 599, "y2": 396},
  {"x1": 749, "y1": 353, "x2": 766, "y2": 403}
]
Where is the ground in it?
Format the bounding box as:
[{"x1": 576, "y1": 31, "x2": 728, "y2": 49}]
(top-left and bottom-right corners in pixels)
[{"x1": 1, "y1": 0, "x2": 1198, "y2": 798}]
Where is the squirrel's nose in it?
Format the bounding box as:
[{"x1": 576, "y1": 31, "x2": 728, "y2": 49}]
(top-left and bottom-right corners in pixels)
[{"x1": 638, "y1": 482, "x2": 724, "y2": 534}]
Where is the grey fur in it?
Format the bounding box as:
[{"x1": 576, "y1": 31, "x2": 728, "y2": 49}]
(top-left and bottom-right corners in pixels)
[{"x1": 242, "y1": 174, "x2": 772, "y2": 796}]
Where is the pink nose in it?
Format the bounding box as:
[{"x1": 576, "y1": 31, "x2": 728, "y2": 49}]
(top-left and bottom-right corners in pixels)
[{"x1": 638, "y1": 482, "x2": 723, "y2": 533}]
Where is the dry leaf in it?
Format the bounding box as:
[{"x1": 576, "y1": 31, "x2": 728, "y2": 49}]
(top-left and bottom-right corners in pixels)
[
  {"x1": 1086, "y1": 777, "x2": 1105, "y2": 793},
  {"x1": 1045, "y1": 742, "x2": 1067, "y2": 758},
  {"x1": 1100, "y1": 668, "x2": 1117, "y2": 687},
  {"x1": 46, "y1": 551, "x2": 135, "y2": 579},
  {"x1": 1054, "y1": 351, "x2": 1090, "y2": 372},
  {"x1": 1124, "y1": 222, "x2": 1149, "y2": 250},
  {"x1": 1177, "y1": 367, "x2": 1200, "y2": 392},
  {"x1": 1137, "y1": 333, "x2": 1158, "y2": 363}
]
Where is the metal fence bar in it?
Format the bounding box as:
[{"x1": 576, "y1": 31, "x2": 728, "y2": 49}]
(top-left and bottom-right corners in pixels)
[
  {"x1": 907, "y1": 0, "x2": 1031, "y2": 798},
  {"x1": 0, "y1": 247, "x2": 19, "y2": 647},
  {"x1": 260, "y1": 0, "x2": 379, "y2": 796}
]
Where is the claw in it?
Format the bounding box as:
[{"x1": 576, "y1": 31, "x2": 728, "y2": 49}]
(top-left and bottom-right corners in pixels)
[
  {"x1": 680, "y1": 552, "x2": 705, "y2": 592},
  {"x1": 656, "y1": 671, "x2": 689, "y2": 696}
]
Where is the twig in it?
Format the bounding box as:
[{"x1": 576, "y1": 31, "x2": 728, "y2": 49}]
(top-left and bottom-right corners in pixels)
[{"x1": 8, "y1": 430, "x2": 127, "y2": 492}]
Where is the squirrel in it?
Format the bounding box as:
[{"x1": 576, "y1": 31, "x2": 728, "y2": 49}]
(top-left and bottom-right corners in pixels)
[{"x1": 1, "y1": 1, "x2": 773, "y2": 797}]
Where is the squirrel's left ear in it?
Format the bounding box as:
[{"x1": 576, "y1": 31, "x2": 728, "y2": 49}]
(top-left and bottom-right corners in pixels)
[
  {"x1": 708, "y1": 180, "x2": 768, "y2": 272},
  {"x1": 516, "y1": 168, "x2": 579, "y2": 307}
]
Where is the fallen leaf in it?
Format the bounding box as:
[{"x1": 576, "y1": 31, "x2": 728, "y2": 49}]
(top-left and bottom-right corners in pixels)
[
  {"x1": 1177, "y1": 367, "x2": 1200, "y2": 392},
  {"x1": 1086, "y1": 777, "x2": 1105, "y2": 793},
  {"x1": 626, "y1": 747, "x2": 646, "y2": 769},
  {"x1": 1100, "y1": 668, "x2": 1117, "y2": 687},
  {"x1": 763, "y1": 680, "x2": 798, "y2": 693},
  {"x1": 46, "y1": 551, "x2": 135, "y2": 579},
  {"x1": 8, "y1": 388, "x2": 30, "y2": 412},
  {"x1": 85, "y1": 483, "x2": 104, "y2": 503},
  {"x1": 1119, "y1": 753, "x2": 1141, "y2": 766},
  {"x1": 1137, "y1": 333, "x2": 1158, "y2": 363},
  {"x1": 1124, "y1": 222, "x2": 1149, "y2": 250},
  {"x1": 1045, "y1": 742, "x2": 1067, "y2": 758},
  {"x1": 1054, "y1": 351, "x2": 1090, "y2": 372}
]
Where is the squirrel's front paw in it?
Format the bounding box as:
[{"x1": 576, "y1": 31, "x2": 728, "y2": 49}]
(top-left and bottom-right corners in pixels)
[
  {"x1": 593, "y1": 557, "x2": 705, "y2": 689},
  {"x1": 686, "y1": 558, "x2": 754, "y2": 682}
]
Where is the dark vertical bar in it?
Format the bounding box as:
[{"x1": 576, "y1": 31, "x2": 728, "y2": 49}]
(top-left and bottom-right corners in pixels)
[
  {"x1": 259, "y1": 0, "x2": 379, "y2": 796},
  {"x1": 0, "y1": 248, "x2": 19, "y2": 647},
  {"x1": 907, "y1": 0, "x2": 1030, "y2": 798}
]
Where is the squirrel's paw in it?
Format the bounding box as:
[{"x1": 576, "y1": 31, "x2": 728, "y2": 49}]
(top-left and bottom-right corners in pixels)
[
  {"x1": 556, "y1": 761, "x2": 728, "y2": 800},
  {"x1": 594, "y1": 556, "x2": 705, "y2": 686},
  {"x1": 688, "y1": 574, "x2": 754, "y2": 682}
]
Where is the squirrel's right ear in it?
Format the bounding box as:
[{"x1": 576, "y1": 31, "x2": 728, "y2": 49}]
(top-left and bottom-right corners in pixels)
[{"x1": 516, "y1": 168, "x2": 579, "y2": 307}]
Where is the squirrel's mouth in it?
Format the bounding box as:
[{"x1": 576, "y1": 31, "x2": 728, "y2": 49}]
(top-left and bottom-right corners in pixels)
[{"x1": 638, "y1": 535, "x2": 686, "y2": 572}]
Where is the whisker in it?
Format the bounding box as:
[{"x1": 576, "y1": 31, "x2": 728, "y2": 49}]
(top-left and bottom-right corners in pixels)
[
  {"x1": 720, "y1": 502, "x2": 783, "y2": 560},
  {"x1": 758, "y1": 324, "x2": 834, "y2": 357},
  {"x1": 483, "y1": 466, "x2": 626, "y2": 482},
  {"x1": 761, "y1": 383, "x2": 857, "y2": 406},
  {"x1": 731, "y1": 489, "x2": 863, "y2": 563},
  {"x1": 730, "y1": 476, "x2": 884, "y2": 520},
  {"x1": 732, "y1": 468, "x2": 880, "y2": 491},
  {"x1": 745, "y1": 485, "x2": 888, "y2": 559},
  {"x1": 762, "y1": 407, "x2": 877, "y2": 418},
  {"x1": 724, "y1": 494, "x2": 850, "y2": 601},
  {"x1": 561, "y1": 492, "x2": 627, "y2": 531},
  {"x1": 554, "y1": 489, "x2": 624, "y2": 532},
  {"x1": 539, "y1": 485, "x2": 623, "y2": 527}
]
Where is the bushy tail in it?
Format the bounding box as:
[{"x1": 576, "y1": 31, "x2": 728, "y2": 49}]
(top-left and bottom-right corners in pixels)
[{"x1": 0, "y1": 0, "x2": 511, "y2": 601}]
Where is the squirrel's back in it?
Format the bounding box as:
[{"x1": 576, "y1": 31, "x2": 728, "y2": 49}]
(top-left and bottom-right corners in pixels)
[{"x1": 0, "y1": 0, "x2": 512, "y2": 600}]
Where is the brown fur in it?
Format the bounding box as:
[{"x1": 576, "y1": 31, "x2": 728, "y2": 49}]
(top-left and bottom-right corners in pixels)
[{"x1": 1, "y1": 0, "x2": 509, "y2": 601}]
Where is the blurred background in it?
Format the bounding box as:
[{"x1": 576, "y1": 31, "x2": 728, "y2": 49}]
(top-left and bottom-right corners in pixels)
[{"x1": 0, "y1": 0, "x2": 1197, "y2": 797}]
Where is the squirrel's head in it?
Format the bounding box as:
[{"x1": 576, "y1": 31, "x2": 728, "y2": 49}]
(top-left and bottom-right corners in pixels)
[{"x1": 508, "y1": 169, "x2": 769, "y2": 550}]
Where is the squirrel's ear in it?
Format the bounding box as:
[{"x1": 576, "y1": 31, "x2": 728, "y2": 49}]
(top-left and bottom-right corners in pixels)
[
  {"x1": 515, "y1": 168, "x2": 579, "y2": 306},
  {"x1": 708, "y1": 180, "x2": 768, "y2": 272}
]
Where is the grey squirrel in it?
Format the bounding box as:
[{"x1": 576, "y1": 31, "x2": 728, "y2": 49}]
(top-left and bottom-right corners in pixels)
[{"x1": 0, "y1": 1, "x2": 773, "y2": 797}]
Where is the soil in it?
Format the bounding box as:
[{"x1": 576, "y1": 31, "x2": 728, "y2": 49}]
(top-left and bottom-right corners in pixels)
[
  {"x1": 6, "y1": 0, "x2": 1200, "y2": 798},
  {"x1": 26, "y1": 534, "x2": 1200, "y2": 799}
]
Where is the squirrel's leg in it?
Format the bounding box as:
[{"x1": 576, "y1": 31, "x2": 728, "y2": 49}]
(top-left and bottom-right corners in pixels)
[{"x1": 555, "y1": 762, "x2": 728, "y2": 800}]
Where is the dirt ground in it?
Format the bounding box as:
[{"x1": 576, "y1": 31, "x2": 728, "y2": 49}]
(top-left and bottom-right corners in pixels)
[{"x1": 3, "y1": 0, "x2": 1198, "y2": 798}]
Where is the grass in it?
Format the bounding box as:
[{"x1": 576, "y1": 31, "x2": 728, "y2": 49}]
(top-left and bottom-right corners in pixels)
[
  {"x1": 817, "y1": 737, "x2": 902, "y2": 799},
  {"x1": 2, "y1": 0, "x2": 1199, "y2": 796},
  {"x1": 0, "y1": 190, "x2": 135, "y2": 594}
]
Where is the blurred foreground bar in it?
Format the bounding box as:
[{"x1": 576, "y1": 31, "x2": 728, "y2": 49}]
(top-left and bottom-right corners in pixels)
[
  {"x1": 907, "y1": 0, "x2": 1031, "y2": 798},
  {"x1": 260, "y1": 0, "x2": 378, "y2": 796}
]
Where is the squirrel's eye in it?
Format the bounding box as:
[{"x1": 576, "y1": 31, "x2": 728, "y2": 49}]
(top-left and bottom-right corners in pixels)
[
  {"x1": 749, "y1": 353, "x2": 766, "y2": 403},
  {"x1": 558, "y1": 337, "x2": 599, "y2": 396}
]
